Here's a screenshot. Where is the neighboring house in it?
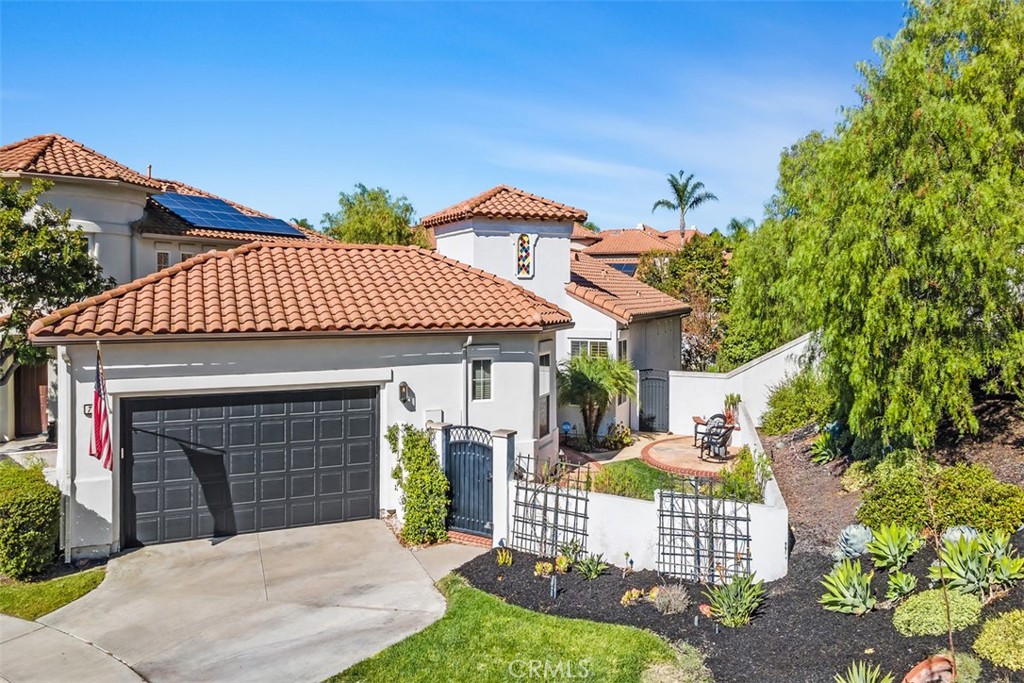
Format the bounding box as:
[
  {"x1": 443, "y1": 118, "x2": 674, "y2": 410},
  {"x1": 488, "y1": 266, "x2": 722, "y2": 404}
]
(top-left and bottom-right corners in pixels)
[
  {"x1": 422, "y1": 185, "x2": 688, "y2": 438},
  {"x1": 0, "y1": 133, "x2": 325, "y2": 442},
  {"x1": 29, "y1": 241, "x2": 571, "y2": 558},
  {"x1": 568, "y1": 222, "x2": 601, "y2": 251},
  {"x1": 582, "y1": 223, "x2": 701, "y2": 276}
]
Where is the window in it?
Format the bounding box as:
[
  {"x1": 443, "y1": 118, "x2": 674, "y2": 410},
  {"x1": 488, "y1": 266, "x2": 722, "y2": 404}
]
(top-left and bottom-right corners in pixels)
[
  {"x1": 180, "y1": 251, "x2": 195, "y2": 263},
  {"x1": 471, "y1": 359, "x2": 492, "y2": 401},
  {"x1": 156, "y1": 251, "x2": 170, "y2": 270},
  {"x1": 538, "y1": 353, "x2": 551, "y2": 436},
  {"x1": 515, "y1": 233, "x2": 534, "y2": 278},
  {"x1": 570, "y1": 340, "x2": 609, "y2": 358}
]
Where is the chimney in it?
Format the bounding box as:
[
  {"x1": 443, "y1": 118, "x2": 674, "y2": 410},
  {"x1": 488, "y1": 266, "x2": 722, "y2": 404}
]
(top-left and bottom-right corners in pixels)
[{"x1": 146, "y1": 164, "x2": 152, "y2": 179}]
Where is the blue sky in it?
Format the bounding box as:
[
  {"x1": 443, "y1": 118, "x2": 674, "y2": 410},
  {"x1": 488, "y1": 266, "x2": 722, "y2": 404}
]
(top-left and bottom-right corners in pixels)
[{"x1": 1, "y1": 2, "x2": 905, "y2": 232}]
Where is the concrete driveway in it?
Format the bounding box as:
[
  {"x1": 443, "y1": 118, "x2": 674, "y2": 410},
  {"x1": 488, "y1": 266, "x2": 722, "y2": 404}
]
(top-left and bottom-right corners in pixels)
[{"x1": 27, "y1": 521, "x2": 475, "y2": 683}]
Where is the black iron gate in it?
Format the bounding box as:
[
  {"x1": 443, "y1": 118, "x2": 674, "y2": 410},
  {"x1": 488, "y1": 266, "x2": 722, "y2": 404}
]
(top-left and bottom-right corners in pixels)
[
  {"x1": 442, "y1": 425, "x2": 493, "y2": 537},
  {"x1": 510, "y1": 450, "x2": 590, "y2": 557},
  {"x1": 639, "y1": 369, "x2": 670, "y2": 432},
  {"x1": 657, "y1": 477, "x2": 752, "y2": 583}
]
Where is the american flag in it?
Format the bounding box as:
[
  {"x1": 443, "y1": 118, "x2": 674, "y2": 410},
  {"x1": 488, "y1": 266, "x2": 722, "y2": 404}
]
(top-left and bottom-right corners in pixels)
[{"x1": 89, "y1": 347, "x2": 113, "y2": 471}]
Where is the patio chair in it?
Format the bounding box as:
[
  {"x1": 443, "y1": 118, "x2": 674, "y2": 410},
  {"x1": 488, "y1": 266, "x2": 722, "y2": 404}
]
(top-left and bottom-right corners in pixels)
[
  {"x1": 693, "y1": 413, "x2": 727, "y2": 447},
  {"x1": 699, "y1": 423, "x2": 733, "y2": 462}
]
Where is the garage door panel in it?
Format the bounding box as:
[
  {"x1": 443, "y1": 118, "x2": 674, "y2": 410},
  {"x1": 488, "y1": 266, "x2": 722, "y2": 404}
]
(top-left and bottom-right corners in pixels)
[{"x1": 125, "y1": 387, "x2": 378, "y2": 546}]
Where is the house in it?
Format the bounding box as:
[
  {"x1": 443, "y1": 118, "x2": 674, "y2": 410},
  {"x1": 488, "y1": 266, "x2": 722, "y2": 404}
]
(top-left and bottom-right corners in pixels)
[
  {"x1": 581, "y1": 223, "x2": 701, "y2": 276},
  {"x1": 0, "y1": 133, "x2": 326, "y2": 442},
  {"x1": 422, "y1": 185, "x2": 689, "y2": 438},
  {"x1": 27, "y1": 173, "x2": 687, "y2": 559}
]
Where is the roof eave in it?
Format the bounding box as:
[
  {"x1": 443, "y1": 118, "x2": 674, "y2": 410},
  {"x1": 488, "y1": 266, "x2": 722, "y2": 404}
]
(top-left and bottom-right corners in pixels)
[{"x1": 0, "y1": 170, "x2": 158, "y2": 192}]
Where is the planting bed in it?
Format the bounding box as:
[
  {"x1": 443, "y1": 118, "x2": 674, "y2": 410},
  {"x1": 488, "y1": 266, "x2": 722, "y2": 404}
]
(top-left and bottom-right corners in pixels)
[{"x1": 458, "y1": 532, "x2": 1024, "y2": 683}]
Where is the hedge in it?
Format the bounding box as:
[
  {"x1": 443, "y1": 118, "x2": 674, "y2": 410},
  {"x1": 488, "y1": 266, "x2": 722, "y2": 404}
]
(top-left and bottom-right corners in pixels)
[{"x1": 0, "y1": 462, "x2": 61, "y2": 579}]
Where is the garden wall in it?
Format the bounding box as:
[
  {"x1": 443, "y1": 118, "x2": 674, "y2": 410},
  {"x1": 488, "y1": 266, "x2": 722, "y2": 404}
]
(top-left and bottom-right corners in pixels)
[{"x1": 667, "y1": 333, "x2": 812, "y2": 433}]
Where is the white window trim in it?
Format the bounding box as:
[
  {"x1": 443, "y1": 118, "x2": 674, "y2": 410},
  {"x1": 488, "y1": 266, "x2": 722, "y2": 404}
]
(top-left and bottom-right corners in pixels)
[{"x1": 471, "y1": 359, "x2": 493, "y2": 402}]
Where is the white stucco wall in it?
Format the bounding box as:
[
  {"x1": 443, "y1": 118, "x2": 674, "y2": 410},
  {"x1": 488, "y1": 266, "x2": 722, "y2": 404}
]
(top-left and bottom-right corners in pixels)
[
  {"x1": 133, "y1": 235, "x2": 231, "y2": 279},
  {"x1": 629, "y1": 316, "x2": 682, "y2": 373},
  {"x1": 668, "y1": 333, "x2": 812, "y2": 433},
  {"x1": 30, "y1": 179, "x2": 150, "y2": 284},
  {"x1": 55, "y1": 332, "x2": 549, "y2": 557}
]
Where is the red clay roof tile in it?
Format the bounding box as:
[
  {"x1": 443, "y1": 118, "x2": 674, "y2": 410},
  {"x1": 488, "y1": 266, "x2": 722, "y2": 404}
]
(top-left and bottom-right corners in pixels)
[
  {"x1": 0, "y1": 134, "x2": 164, "y2": 190},
  {"x1": 30, "y1": 242, "x2": 572, "y2": 341},
  {"x1": 421, "y1": 185, "x2": 587, "y2": 228},
  {"x1": 566, "y1": 252, "x2": 689, "y2": 324}
]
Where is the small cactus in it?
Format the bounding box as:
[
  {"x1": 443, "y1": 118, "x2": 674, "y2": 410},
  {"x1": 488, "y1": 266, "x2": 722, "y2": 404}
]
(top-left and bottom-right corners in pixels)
[{"x1": 832, "y1": 523, "x2": 874, "y2": 562}]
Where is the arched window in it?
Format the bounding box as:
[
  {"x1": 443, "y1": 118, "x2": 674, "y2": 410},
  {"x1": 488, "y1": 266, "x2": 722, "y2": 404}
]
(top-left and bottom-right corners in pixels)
[{"x1": 516, "y1": 233, "x2": 534, "y2": 278}]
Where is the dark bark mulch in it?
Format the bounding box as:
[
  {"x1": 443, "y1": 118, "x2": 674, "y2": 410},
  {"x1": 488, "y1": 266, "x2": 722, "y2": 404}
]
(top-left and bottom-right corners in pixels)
[
  {"x1": 934, "y1": 397, "x2": 1024, "y2": 488},
  {"x1": 760, "y1": 425, "x2": 863, "y2": 554},
  {"x1": 458, "y1": 536, "x2": 1024, "y2": 683}
]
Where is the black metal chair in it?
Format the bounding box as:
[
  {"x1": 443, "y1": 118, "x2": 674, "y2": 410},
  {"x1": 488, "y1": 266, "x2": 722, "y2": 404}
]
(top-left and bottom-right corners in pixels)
[
  {"x1": 694, "y1": 413, "x2": 727, "y2": 446},
  {"x1": 699, "y1": 423, "x2": 733, "y2": 461}
]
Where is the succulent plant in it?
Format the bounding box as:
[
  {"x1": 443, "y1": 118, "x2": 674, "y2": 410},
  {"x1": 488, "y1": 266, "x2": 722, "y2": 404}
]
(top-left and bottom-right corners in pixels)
[
  {"x1": 821, "y1": 558, "x2": 877, "y2": 615},
  {"x1": 941, "y1": 525, "x2": 978, "y2": 544},
  {"x1": 832, "y1": 524, "x2": 874, "y2": 562},
  {"x1": 867, "y1": 523, "x2": 923, "y2": 570}
]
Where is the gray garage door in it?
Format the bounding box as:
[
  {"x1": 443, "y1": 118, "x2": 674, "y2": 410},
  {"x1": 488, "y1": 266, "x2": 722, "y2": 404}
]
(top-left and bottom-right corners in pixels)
[{"x1": 121, "y1": 387, "x2": 378, "y2": 546}]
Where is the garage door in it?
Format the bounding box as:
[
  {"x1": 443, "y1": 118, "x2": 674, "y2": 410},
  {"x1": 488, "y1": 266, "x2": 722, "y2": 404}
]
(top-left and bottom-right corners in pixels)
[{"x1": 121, "y1": 387, "x2": 378, "y2": 546}]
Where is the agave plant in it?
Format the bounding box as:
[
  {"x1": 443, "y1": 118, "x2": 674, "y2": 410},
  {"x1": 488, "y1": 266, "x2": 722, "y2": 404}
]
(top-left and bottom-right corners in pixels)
[
  {"x1": 821, "y1": 559, "x2": 877, "y2": 615},
  {"x1": 810, "y1": 431, "x2": 842, "y2": 464},
  {"x1": 885, "y1": 569, "x2": 917, "y2": 603},
  {"x1": 832, "y1": 524, "x2": 874, "y2": 562},
  {"x1": 929, "y1": 531, "x2": 1024, "y2": 600},
  {"x1": 834, "y1": 661, "x2": 894, "y2": 683},
  {"x1": 703, "y1": 574, "x2": 765, "y2": 627},
  {"x1": 941, "y1": 525, "x2": 978, "y2": 544},
  {"x1": 867, "y1": 523, "x2": 923, "y2": 571}
]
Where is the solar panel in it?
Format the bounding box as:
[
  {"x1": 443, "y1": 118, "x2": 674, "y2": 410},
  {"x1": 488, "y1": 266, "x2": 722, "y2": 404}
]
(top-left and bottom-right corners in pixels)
[
  {"x1": 610, "y1": 262, "x2": 638, "y2": 276},
  {"x1": 152, "y1": 193, "x2": 305, "y2": 238}
]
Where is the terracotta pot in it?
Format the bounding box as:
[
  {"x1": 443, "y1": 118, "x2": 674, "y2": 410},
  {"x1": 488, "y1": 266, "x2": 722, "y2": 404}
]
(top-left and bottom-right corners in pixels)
[{"x1": 902, "y1": 655, "x2": 954, "y2": 683}]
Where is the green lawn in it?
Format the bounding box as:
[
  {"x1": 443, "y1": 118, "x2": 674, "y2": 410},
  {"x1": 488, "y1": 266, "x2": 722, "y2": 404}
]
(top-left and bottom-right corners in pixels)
[
  {"x1": 0, "y1": 567, "x2": 105, "y2": 620},
  {"x1": 330, "y1": 575, "x2": 704, "y2": 683},
  {"x1": 591, "y1": 458, "x2": 684, "y2": 500}
]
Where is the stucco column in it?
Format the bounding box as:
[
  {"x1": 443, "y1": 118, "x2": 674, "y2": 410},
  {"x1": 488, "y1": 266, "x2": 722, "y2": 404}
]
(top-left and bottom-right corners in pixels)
[{"x1": 490, "y1": 429, "x2": 516, "y2": 548}]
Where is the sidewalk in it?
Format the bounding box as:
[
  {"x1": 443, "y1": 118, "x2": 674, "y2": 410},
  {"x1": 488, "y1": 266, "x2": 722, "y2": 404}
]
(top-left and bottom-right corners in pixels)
[{"x1": 0, "y1": 614, "x2": 143, "y2": 683}]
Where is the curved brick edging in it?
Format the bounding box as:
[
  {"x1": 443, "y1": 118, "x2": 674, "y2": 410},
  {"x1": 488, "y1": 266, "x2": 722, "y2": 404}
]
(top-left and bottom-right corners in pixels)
[{"x1": 640, "y1": 437, "x2": 724, "y2": 479}]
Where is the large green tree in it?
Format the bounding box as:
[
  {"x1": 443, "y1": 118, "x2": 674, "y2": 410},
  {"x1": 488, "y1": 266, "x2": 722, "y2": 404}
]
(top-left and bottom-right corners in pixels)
[
  {"x1": 322, "y1": 183, "x2": 429, "y2": 247},
  {"x1": 729, "y1": 0, "x2": 1024, "y2": 446},
  {"x1": 0, "y1": 179, "x2": 113, "y2": 369},
  {"x1": 651, "y1": 170, "x2": 718, "y2": 230}
]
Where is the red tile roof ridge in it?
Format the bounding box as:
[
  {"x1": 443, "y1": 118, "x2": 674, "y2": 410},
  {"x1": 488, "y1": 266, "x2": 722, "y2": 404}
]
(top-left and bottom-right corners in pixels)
[
  {"x1": 0, "y1": 133, "x2": 164, "y2": 190},
  {"x1": 421, "y1": 184, "x2": 587, "y2": 228}
]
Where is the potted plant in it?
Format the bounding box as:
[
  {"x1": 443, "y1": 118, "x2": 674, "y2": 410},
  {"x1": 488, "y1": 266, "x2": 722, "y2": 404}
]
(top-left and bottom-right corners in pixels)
[{"x1": 723, "y1": 393, "x2": 741, "y2": 425}]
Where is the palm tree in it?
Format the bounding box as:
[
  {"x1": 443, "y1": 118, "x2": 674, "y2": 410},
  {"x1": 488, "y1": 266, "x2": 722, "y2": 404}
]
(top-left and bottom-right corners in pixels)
[
  {"x1": 651, "y1": 170, "x2": 718, "y2": 231},
  {"x1": 557, "y1": 353, "x2": 638, "y2": 446}
]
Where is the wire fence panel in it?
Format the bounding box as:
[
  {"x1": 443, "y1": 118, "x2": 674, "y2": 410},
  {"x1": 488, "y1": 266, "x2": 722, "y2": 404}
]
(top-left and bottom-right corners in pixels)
[
  {"x1": 510, "y1": 449, "x2": 589, "y2": 557},
  {"x1": 657, "y1": 478, "x2": 752, "y2": 584}
]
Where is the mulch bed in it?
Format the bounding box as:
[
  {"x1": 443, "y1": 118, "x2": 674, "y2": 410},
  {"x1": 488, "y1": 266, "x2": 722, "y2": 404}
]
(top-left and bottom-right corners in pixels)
[
  {"x1": 761, "y1": 425, "x2": 863, "y2": 554},
  {"x1": 458, "y1": 533, "x2": 1024, "y2": 683},
  {"x1": 934, "y1": 397, "x2": 1024, "y2": 488}
]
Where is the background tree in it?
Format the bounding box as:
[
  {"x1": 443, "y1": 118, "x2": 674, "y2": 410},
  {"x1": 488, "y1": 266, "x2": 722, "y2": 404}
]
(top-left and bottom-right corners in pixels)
[
  {"x1": 727, "y1": 0, "x2": 1024, "y2": 446},
  {"x1": 0, "y1": 179, "x2": 113, "y2": 370},
  {"x1": 581, "y1": 220, "x2": 601, "y2": 232},
  {"x1": 291, "y1": 217, "x2": 313, "y2": 229},
  {"x1": 322, "y1": 183, "x2": 429, "y2": 247},
  {"x1": 724, "y1": 217, "x2": 755, "y2": 246},
  {"x1": 638, "y1": 233, "x2": 731, "y2": 370},
  {"x1": 557, "y1": 353, "x2": 638, "y2": 445},
  {"x1": 651, "y1": 170, "x2": 718, "y2": 230}
]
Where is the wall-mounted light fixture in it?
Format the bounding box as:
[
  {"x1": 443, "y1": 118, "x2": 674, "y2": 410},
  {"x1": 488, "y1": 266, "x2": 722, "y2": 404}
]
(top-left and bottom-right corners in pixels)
[
  {"x1": 399, "y1": 381, "x2": 411, "y2": 404},
  {"x1": 84, "y1": 404, "x2": 93, "y2": 417}
]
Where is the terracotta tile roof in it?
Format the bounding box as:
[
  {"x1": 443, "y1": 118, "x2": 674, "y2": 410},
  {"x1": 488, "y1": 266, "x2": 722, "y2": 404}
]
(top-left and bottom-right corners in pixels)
[
  {"x1": 566, "y1": 252, "x2": 689, "y2": 324},
  {"x1": 139, "y1": 196, "x2": 333, "y2": 244},
  {"x1": 570, "y1": 223, "x2": 602, "y2": 243},
  {"x1": 153, "y1": 178, "x2": 273, "y2": 218},
  {"x1": 0, "y1": 134, "x2": 163, "y2": 190},
  {"x1": 29, "y1": 242, "x2": 572, "y2": 342},
  {"x1": 421, "y1": 185, "x2": 587, "y2": 228},
  {"x1": 583, "y1": 225, "x2": 682, "y2": 257}
]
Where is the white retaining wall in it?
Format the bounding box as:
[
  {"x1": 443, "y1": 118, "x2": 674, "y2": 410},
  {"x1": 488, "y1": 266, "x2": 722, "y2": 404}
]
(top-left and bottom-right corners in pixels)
[{"x1": 668, "y1": 333, "x2": 812, "y2": 434}]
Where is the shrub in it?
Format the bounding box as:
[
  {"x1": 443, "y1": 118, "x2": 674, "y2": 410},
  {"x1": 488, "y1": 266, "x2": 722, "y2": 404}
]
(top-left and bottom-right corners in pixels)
[
  {"x1": 592, "y1": 459, "x2": 682, "y2": 501},
  {"x1": 832, "y1": 523, "x2": 873, "y2": 561},
  {"x1": 820, "y1": 559, "x2": 876, "y2": 615},
  {"x1": 760, "y1": 369, "x2": 834, "y2": 435},
  {"x1": 534, "y1": 561, "x2": 554, "y2": 578},
  {"x1": 857, "y1": 459, "x2": 1024, "y2": 534},
  {"x1": 866, "y1": 524, "x2": 922, "y2": 570},
  {"x1": 840, "y1": 460, "x2": 873, "y2": 492},
  {"x1": 648, "y1": 584, "x2": 691, "y2": 615},
  {"x1": 718, "y1": 446, "x2": 771, "y2": 504},
  {"x1": 833, "y1": 661, "x2": 894, "y2": 683},
  {"x1": 0, "y1": 462, "x2": 61, "y2": 579},
  {"x1": 495, "y1": 548, "x2": 512, "y2": 567},
  {"x1": 386, "y1": 425, "x2": 448, "y2": 545},
  {"x1": 933, "y1": 651, "x2": 981, "y2": 683},
  {"x1": 558, "y1": 539, "x2": 585, "y2": 564},
  {"x1": 554, "y1": 555, "x2": 570, "y2": 574},
  {"x1": 620, "y1": 588, "x2": 644, "y2": 606},
  {"x1": 704, "y1": 573, "x2": 765, "y2": 627},
  {"x1": 892, "y1": 589, "x2": 981, "y2": 636},
  {"x1": 973, "y1": 610, "x2": 1024, "y2": 671},
  {"x1": 603, "y1": 422, "x2": 634, "y2": 450}
]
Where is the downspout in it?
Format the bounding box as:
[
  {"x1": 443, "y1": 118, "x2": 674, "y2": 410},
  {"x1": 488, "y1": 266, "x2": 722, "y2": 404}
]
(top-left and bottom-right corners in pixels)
[
  {"x1": 129, "y1": 221, "x2": 140, "y2": 281},
  {"x1": 461, "y1": 335, "x2": 474, "y2": 425},
  {"x1": 60, "y1": 346, "x2": 74, "y2": 564}
]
